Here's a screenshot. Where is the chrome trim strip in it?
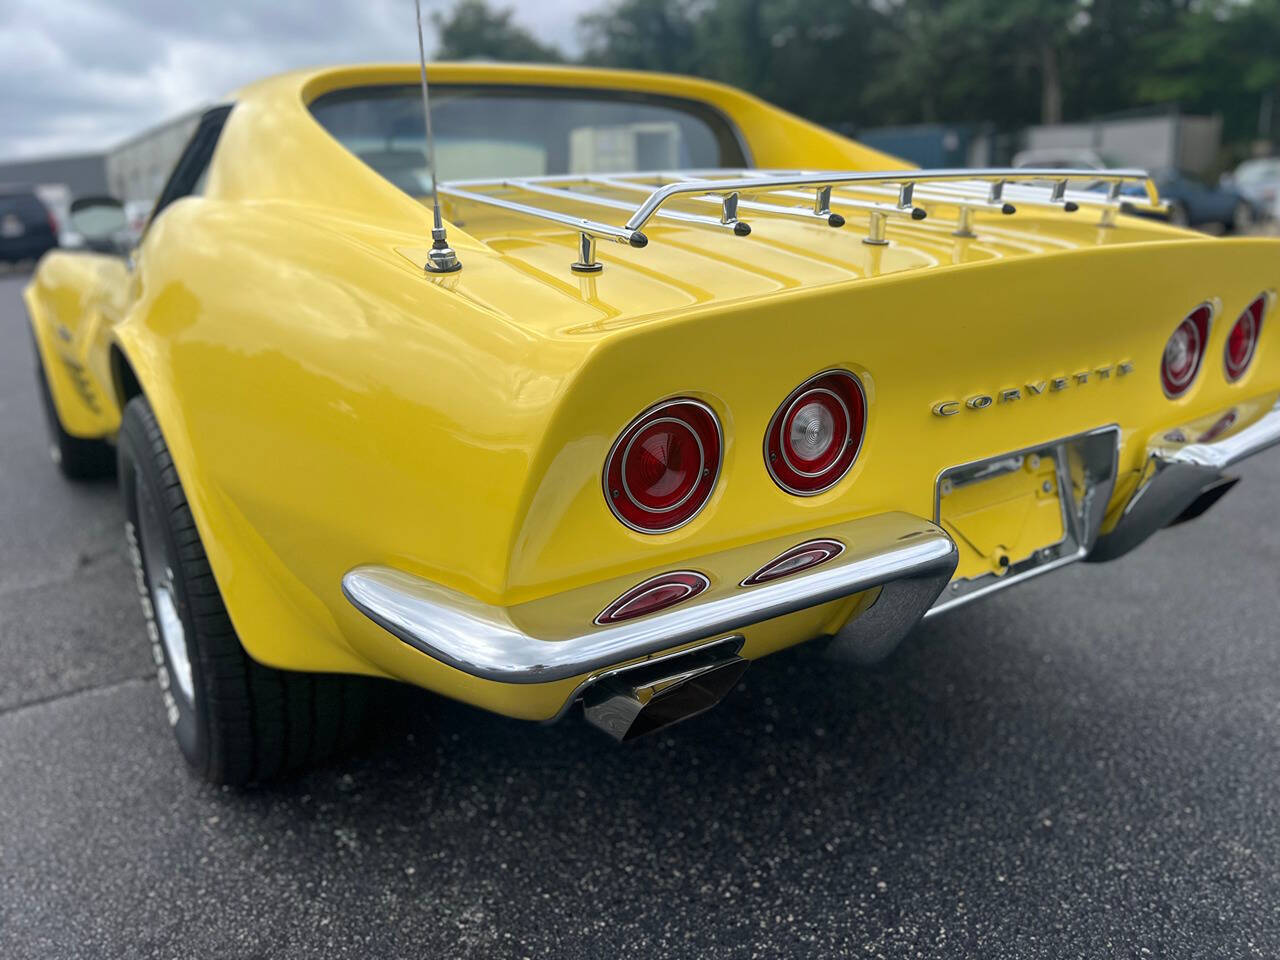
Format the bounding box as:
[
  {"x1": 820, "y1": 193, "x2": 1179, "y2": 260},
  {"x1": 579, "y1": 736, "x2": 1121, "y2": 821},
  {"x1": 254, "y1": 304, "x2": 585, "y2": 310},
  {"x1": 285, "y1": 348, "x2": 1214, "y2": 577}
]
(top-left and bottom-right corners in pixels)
[
  {"x1": 341, "y1": 512, "x2": 957, "y2": 685},
  {"x1": 1089, "y1": 395, "x2": 1280, "y2": 562},
  {"x1": 1149, "y1": 396, "x2": 1280, "y2": 471}
]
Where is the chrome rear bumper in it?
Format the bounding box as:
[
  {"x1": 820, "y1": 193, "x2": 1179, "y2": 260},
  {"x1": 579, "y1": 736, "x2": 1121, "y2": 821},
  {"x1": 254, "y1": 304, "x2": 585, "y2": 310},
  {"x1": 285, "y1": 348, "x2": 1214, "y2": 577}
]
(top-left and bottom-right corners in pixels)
[
  {"x1": 1090, "y1": 394, "x2": 1280, "y2": 562},
  {"x1": 342, "y1": 512, "x2": 958, "y2": 685}
]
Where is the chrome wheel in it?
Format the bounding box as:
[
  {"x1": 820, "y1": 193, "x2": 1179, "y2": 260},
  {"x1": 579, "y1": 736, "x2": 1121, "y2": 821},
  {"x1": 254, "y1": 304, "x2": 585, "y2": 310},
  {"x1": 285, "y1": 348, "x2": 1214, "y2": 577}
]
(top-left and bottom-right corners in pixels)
[{"x1": 134, "y1": 471, "x2": 195, "y2": 703}]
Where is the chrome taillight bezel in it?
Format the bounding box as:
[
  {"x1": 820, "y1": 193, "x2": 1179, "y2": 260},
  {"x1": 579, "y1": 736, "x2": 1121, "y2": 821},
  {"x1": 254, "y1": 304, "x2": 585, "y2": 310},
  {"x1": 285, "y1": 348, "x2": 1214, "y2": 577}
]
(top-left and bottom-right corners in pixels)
[
  {"x1": 740, "y1": 539, "x2": 845, "y2": 586},
  {"x1": 764, "y1": 369, "x2": 867, "y2": 496},
  {"x1": 603, "y1": 397, "x2": 723, "y2": 534},
  {"x1": 1224, "y1": 291, "x2": 1272, "y2": 384},
  {"x1": 1161, "y1": 301, "x2": 1216, "y2": 399},
  {"x1": 594, "y1": 570, "x2": 711, "y2": 625}
]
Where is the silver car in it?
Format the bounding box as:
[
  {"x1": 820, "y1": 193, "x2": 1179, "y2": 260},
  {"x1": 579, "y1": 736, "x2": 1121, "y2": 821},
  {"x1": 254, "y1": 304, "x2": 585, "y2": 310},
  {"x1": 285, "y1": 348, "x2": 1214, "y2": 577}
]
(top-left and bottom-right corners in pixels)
[{"x1": 1230, "y1": 158, "x2": 1280, "y2": 222}]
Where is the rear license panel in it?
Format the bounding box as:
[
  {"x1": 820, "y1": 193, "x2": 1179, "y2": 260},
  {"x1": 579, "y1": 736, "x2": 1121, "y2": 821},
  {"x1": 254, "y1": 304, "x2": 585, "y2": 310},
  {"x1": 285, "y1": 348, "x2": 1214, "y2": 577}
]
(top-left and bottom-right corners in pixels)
[{"x1": 928, "y1": 426, "x2": 1120, "y2": 616}]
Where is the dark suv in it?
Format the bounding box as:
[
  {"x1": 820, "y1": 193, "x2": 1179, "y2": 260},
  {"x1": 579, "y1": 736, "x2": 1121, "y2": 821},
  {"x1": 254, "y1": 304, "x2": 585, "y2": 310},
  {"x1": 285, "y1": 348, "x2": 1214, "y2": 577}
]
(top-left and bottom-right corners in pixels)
[{"x1": 0, "y1": 188, "x2": 58, "y2": 264}]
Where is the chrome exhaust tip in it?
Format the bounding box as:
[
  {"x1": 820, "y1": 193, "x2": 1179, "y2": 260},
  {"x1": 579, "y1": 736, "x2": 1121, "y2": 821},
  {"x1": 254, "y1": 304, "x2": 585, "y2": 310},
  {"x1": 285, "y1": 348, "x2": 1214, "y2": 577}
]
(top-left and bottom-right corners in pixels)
[{"x1": 582, "y1": 637, "x2": 748, "y2": 742}]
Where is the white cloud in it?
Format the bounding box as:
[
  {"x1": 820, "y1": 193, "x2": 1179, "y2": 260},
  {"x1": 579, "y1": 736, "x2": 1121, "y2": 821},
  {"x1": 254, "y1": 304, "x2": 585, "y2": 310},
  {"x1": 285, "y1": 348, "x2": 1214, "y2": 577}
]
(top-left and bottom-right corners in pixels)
[{"x1": 0, "y1": 0, "x2": 599, "y2": 160}]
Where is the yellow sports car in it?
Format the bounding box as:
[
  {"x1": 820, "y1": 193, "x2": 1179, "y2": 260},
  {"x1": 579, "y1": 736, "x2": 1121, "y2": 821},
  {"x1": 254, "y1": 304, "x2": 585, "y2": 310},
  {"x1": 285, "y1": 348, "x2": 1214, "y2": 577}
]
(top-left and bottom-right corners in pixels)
[{"x1": 24, "y1": 62, "x2": 1280, "y2": 783}]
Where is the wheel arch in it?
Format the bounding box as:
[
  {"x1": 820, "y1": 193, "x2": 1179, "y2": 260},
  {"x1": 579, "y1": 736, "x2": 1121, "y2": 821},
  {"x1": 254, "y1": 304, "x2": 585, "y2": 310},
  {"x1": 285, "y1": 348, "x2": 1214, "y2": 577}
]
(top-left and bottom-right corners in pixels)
[{"x1": 109, "y1": 340, "x2": 145, "y2": 411}]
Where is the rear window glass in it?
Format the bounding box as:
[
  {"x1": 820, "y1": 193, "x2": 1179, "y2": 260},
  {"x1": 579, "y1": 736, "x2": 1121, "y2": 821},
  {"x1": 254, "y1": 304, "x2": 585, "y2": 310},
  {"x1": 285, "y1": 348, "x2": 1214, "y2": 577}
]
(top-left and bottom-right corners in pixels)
[{"x1": 309, "y1": 84, "x2": 748, "y2": 195}]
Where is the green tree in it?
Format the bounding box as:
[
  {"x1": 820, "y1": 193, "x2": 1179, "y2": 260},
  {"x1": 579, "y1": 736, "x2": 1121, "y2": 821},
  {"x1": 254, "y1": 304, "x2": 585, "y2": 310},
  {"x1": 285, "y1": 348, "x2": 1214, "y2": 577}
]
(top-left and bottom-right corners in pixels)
[
  {"x1": 1138, "y1": 0, "x2": 1280, "y2": 144},
  {"x1": 432, "y1": 0, "x2": 564, "y2": 62},
  {"x1": 579, "y1": 0, "x2": 705, "y2": 74},
  {"x1": 571, "y1": 0, "x2": 1280, "y2": 157}
]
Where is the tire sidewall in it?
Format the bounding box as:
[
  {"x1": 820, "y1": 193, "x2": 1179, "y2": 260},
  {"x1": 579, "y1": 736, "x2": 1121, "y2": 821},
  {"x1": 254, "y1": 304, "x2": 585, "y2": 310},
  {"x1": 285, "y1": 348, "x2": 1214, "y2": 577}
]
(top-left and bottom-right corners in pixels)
[
  {"x1": 118, "y1": 400, "x2": 209, "y2": 771},
  {"x1": 33, "y1": 358, "x2": 65, "y2": 471}
]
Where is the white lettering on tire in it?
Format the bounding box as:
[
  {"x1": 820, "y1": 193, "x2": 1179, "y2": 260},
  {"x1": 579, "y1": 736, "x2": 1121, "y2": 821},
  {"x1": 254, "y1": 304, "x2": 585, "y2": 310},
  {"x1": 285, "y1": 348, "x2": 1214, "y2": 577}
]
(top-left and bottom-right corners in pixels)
[{"x1": 126, "y1": 520, "x2": 180, "y2": 728}]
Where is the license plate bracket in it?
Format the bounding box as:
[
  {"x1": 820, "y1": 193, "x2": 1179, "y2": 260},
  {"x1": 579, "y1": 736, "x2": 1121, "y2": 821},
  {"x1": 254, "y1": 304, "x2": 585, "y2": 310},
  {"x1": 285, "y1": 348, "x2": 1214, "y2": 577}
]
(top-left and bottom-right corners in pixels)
[{"x1": 928, "y1": 426, "x2": 1120, "y2": 616}]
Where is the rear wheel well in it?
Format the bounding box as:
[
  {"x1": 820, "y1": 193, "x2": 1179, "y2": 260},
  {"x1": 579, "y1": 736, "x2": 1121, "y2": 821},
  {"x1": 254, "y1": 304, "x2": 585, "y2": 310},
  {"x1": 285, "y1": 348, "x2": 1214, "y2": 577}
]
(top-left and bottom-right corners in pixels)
[{"x1": 110, "y1": 344, "x2": 144, "y2": 411}]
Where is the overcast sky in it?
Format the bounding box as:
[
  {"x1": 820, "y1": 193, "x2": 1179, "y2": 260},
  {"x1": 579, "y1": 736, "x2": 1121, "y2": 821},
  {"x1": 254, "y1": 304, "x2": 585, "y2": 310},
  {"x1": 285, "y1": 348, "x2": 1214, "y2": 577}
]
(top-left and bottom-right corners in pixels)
[{"x1": 0, "y1": 0, "x2": 596, "y2": 161}]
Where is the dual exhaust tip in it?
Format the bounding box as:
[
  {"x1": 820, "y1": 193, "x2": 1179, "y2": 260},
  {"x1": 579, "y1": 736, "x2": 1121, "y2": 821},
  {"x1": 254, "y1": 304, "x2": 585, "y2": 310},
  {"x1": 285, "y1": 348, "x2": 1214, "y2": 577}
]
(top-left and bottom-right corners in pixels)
[{"x1": 582, "y1": 637, "x2": 748, "y2": 742}]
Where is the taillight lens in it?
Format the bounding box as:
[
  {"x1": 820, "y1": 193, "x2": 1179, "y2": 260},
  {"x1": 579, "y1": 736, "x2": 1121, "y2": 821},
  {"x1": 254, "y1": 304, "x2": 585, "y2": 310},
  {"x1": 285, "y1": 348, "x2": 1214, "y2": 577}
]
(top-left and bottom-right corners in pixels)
[
  {"x1": 741, "y1": 539, "x2": 845, "y2": 586},
  {"x1": 594, "y1": 571, "x2": 709, "y2": 624},
  {"x1": 1197, "y1": 409, "x2": 1238, "y2": 443},
  {"x1": 1224, "y1": 294, "x2": 1268, "y2": 382},
  {"x1": 1161, "y1": 303, "x2": 1213, "y2": 398},
  {"x1": 604, "y1": 398, "x2": 721, "y2": 533},
  {"x1": 765, "y1": 370, "x2": 866, "y2": 495}
]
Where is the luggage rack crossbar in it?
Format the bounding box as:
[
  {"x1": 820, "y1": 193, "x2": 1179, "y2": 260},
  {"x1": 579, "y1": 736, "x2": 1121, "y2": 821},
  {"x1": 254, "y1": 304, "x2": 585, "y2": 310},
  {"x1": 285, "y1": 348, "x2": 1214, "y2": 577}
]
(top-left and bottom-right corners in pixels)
[{"x1": 438, "y1": 167, "x2": 1163, "y2": 271}]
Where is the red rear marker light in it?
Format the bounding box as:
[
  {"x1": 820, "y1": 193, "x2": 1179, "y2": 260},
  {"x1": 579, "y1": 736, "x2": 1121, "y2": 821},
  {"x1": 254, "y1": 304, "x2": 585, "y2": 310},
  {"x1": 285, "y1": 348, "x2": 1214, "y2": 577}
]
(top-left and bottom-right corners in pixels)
[
  {"x1": 741, "y1": 539, "x2": 845, "y2": 586},
  {"x1": 765, "y1": 370, "x2": 866, "y2": 495},
  {"x1": 604, "y1": 398, "x2": 722, "y2": 533},
  {"x1": 594, "y1": 571, "x2": 709, "y2": 625},
  {"x1": 1161, "y1": 303, "x2": 1214, "y2": 398},
  {"x1": 1224, "y1": 293, "x2": 1269, "y2": 382},
  {"x1": 1197, "y1": 410, "x2": 1238, "y2": 443}
]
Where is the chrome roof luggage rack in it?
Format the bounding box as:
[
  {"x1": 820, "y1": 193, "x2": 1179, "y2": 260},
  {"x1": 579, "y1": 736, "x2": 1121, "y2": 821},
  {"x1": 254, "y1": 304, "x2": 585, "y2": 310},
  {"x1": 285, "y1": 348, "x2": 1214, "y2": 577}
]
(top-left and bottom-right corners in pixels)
[{"x1": 439, "y1": 167, "x2": 1164, "y2": 273}]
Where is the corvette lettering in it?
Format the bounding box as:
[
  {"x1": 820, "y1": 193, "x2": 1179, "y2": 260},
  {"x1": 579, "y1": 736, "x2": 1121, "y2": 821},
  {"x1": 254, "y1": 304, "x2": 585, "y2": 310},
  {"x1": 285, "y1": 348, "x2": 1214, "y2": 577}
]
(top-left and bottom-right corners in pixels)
[{"x1": 933, "y1": 361, "x2": 1134, "y2": 417}]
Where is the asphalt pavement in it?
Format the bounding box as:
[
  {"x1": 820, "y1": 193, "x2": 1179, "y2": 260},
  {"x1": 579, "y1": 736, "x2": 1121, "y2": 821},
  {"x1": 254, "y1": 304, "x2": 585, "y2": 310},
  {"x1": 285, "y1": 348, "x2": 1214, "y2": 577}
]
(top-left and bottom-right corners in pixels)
[{"x1": 2, "y1": 267, "x2": 1279, "y2": 959}]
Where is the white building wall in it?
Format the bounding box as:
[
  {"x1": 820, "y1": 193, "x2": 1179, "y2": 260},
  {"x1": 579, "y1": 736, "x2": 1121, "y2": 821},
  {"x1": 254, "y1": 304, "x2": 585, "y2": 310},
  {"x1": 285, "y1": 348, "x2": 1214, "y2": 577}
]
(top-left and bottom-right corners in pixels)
[{"x1": 104, "y1": 109, "x2": 203, "y2": 207}]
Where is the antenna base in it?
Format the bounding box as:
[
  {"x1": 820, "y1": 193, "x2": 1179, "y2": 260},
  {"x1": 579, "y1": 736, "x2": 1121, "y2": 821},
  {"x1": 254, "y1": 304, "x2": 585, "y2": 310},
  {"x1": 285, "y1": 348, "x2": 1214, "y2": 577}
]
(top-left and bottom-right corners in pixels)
[{"x1": 425, "y1": 238, "x2": 461, "y2": 274}]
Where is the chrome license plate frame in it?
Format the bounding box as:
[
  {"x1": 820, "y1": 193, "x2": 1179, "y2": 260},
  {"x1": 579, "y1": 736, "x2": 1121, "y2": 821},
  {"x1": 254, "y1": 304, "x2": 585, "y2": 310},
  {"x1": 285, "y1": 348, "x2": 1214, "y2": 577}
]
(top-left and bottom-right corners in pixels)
[{"x1": 927, "y1": 424, "x2": 1120, "y2": 616}]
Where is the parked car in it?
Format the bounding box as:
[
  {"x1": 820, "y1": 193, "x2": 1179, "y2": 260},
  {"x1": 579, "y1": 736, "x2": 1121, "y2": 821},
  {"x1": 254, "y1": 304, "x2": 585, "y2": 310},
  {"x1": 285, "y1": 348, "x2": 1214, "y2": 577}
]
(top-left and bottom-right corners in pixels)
[
  {"x1": 1013, "y1": 152, "x2": 1265, "y2": 232},
  {"x1": 1011, "y1": 147, "x2": 1107, "y2": 172},
  {"x1": 23, "y1": 62, "x2": 1280, "y2": 784},
  {"x1": 1227, "y1": 157, "x2": 1280, "y2": 222},
  {"x1": 0, "y1": 186, "x2": 59, "y2": 264},
  {"x1": 1140, "y1": 167, "x2": 1267, "y2": 232}
]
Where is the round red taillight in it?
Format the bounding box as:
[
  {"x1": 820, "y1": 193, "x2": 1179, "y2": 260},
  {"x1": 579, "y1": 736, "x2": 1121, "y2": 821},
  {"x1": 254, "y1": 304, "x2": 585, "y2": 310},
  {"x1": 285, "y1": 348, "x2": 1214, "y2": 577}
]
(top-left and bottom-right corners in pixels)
[
  {"x1": 765, "y1": 370, "x2": 866, "y2": 495},
  {"x1": 604, "y1": 398, "x2": 721, "y2": 533},
  {"x1": 1225, "y1": 294, "x2": 1268, "y2": 382},
  {"x1": 1161, "y1": 303, "x2": 1213, "y2": 398}
]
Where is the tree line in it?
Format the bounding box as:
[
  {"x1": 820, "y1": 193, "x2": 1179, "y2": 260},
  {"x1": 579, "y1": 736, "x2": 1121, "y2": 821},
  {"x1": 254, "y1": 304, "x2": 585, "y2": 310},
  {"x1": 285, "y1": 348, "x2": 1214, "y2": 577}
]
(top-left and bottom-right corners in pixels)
[{"x1": 434, "y1": 0, "x2": 1280, "y2": 163}]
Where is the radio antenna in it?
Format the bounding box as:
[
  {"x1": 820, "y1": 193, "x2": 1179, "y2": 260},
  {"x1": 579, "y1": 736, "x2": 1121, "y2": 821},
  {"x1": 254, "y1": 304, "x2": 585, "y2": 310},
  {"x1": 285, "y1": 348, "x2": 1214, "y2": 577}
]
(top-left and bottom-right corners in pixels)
[{"x1": 415, "y1": 0, "x2": 460, "y2": 273}]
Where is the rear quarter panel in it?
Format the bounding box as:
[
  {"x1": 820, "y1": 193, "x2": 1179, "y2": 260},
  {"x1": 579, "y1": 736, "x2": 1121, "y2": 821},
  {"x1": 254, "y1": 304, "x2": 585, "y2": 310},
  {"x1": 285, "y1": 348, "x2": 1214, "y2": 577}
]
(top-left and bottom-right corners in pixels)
[{"x1": 112, "y1": 196, "x2": 612, "y2": 716}]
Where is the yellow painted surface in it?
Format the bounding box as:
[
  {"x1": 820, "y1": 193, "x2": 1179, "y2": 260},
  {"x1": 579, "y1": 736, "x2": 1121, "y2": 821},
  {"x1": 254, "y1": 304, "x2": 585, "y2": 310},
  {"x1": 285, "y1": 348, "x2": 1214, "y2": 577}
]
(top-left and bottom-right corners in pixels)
[
  {"x1": 21, "y1": 62, "x2": 1280, "y2": 720},
  {"x1": 941, "y1": 456, "x2": 1064, "y2": 581}
]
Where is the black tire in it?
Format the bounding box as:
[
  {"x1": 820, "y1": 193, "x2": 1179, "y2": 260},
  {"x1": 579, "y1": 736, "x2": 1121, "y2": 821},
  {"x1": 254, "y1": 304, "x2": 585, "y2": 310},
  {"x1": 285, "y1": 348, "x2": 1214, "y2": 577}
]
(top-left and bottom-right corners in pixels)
[
  {"x1": 33, "y1": 348, "x2": 115, "y2": 480},
  {"x1": 1167, "y1": 201, "x2": 1190, "y2": 229},
  {"x1": 117, "y1": 395, "x2": 372, "y2": 785}
]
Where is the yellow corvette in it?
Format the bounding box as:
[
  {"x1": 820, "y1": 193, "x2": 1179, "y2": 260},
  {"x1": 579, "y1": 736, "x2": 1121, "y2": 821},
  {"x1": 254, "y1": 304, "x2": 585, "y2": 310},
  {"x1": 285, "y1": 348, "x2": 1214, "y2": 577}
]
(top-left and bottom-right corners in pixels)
[{"x1": 24, "y1": 62, "x2": 1280, "y2": 783}]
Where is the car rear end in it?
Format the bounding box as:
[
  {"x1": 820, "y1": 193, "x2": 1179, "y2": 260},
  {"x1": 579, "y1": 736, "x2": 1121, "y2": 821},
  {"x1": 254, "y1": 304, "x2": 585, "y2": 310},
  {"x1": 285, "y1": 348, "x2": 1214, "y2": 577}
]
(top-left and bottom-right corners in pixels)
[
  {"x1": 259, "y1": 65, "x2": 1279, "y2": 735},
  {"x1": 342, "y1": 199, "x2": 1280, "y2": 736},
  {"x1": 0, "y1": 189, "x2": 58, "y2": 264}
]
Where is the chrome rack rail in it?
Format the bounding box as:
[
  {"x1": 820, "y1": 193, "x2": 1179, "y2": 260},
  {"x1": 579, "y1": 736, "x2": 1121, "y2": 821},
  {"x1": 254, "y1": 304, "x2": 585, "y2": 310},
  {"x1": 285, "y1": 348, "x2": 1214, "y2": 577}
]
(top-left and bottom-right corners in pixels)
[{"x1": 439, "y1": 167, "x2": 1162, "y2": 273}]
